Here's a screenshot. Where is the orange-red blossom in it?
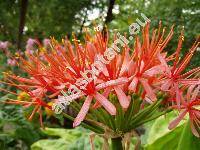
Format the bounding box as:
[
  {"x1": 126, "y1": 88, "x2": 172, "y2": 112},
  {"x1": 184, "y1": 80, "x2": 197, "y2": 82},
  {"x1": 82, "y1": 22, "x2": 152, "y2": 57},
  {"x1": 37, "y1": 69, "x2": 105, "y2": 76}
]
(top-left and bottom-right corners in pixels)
[{"x1": 1, "y1": 22, "x2": 200, "y2": 136}]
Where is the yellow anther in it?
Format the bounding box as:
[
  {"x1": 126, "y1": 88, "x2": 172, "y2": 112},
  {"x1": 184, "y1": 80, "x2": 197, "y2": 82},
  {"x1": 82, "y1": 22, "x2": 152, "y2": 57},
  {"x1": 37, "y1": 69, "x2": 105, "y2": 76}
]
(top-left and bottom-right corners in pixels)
[
  {"x1": 17, "y1": 92, "x2": 30, "y2": 101},
  {"x1": 181, "y1": 36, "x2": 184, "y2": 41},
  {"x1": 72, "y1": 39, "x2": 80, "y2": 42},
  {"x1": 45, "y1": 102, "x2": 54, "y2": 116},
  {"x1": 62, "y1": 38, "x2": 65, "y2": 44}
]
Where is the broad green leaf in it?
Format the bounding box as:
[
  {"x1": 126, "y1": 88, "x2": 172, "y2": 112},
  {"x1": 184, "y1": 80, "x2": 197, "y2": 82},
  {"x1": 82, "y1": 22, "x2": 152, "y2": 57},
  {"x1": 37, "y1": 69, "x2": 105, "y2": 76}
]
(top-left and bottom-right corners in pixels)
[
  {"x1": 31, "y1": 139, "x2": 69, "y2": 150},
  {"x1": 42, "y1": 127, "x2": 81, "y2": 141},
  {"x1": 145, "y1": 117, "x2": 200, "y2": 150},
  {"x1": 145, "y1": 124, "x2": 184, "y2": 150},
  {"x1": 177, "y1": 121, "x2": 200, "y2": 150},
  {"x1": 146, "y1": 112, "x2": 181, "y2": 144},
  {"x1": 31, "y1": 127, "x2": 103, "y2": 150}
]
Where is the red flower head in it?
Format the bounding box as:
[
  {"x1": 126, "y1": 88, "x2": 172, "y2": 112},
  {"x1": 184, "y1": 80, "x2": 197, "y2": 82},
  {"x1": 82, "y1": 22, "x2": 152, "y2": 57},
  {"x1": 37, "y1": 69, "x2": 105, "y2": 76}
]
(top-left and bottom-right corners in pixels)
[
  {"x1": 1, "y1": 22, "x2": 199, "y2": 137},
  {"x1": 169, "y1": 85, "x2": 200, "y2": 137}
]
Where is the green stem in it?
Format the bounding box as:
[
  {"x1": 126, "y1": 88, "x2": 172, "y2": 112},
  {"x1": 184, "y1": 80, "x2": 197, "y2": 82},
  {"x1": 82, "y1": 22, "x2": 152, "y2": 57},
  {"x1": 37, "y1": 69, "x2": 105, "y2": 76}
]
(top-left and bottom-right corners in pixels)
[
  {"x1": 134, "y1": 109, "x2": 172, "y2": 128},
  {"x1": 62, "y1": 112, "x2": 104, "y2": 134},
  {"x1": 111, "y1": 137, "x2": 123, "y2": 150}
]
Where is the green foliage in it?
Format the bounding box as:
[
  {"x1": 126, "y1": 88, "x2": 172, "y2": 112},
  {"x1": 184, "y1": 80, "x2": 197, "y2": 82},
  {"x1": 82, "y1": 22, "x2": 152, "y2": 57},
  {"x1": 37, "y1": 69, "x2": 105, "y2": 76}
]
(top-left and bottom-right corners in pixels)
[
  {"x1": 0, "y1": 0, "x2": 19, "y2": 43},
  {"x1": 145, "y1": 124, "x2": 184, "y2": 150},
  {"x1": 31, "y1": 127, "x2": 103, "y2": 150},
  {"x1": 177, "y1": 121, "x2": 200, "y2": 150},
  {"x1": 0, "y1": 94, "x2": 45, "y2": 150},
  {"x1": 144, "y1": 114, "x2": 200, "y2": 150},
  {"x1": 0, "y1": 0, "x2": 107, "y2": 44},
  {"x1": 145, "y1": 111, "x2": 184, "y2": 144},
  {"x1": 26, "y1": 0, "x2": 94, "y2": 39},
  {"x1": 31, "y1": 139, "x2": 69, "y2": 150}
]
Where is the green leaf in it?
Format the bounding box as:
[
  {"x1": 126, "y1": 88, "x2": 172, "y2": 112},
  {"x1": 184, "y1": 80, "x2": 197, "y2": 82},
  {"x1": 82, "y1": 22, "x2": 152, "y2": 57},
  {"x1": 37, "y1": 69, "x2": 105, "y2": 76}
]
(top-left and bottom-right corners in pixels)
[
  {"x1": 15, "y1": 127, "x2": 41, "y2": 146},
  {"x1": 145, "y1": 124, "x2": 184, "y2": 150},
  {"x1": 145, "y1": 112, "x2": 180, "y2": 144},
  {"x1": 31, "y1": 127, "x2": 103, "y2": 150},
  {"x1": 177, "y1": 121, "x2": 200, "y2": 150},
  {"x1": 41, "y1": 127, "x2": 82, "y2": 141},
  {"x1": 124, "y1": 94, "x2": 141, "y2": 128},
  {"x1": 31, "y1": 139, "x2": 69, "y2": 150},
  {"x1": 145, "y1": 117, "x2": 200, "y2": 150},
  {"x1": 130, "y1": 100, "x2": 162, "y2": 128}
]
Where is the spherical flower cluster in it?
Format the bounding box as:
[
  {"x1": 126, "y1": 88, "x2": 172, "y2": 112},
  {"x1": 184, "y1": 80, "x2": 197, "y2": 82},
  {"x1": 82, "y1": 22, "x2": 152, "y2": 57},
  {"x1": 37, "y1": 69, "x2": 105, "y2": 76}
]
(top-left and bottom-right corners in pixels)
[{"x1": 1, "y1": 23, "x2": 200, "y2": 136}]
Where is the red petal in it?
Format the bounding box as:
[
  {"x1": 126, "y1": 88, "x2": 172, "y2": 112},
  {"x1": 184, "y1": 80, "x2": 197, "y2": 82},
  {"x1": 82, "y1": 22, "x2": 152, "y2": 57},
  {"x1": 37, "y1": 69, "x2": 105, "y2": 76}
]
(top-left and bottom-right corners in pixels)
[
  {"x1": 96, "y1": 77, "x2": 128, "y2": 90},
  {"x1": 94, "y1": 92, "x2": 116, "y2": 115},
  {"x1": 114, "y1": 86, "x2": 130, "y2": 109},
  {"x1": 178, "y1": 79, "x2": 200, "y2": 85},
  {"x1": 144, "y1": 65, "x2": 164, "y2": 76},
  {"x1": 168, "y1": 110, "x2": 187, "y2": 130},
  {"x1": 140, "y1": 78, "x2": 157, "y2": 101},
  {"x1": 161, "y1": 79, "x2": 172, "y2": 91},
  {"x1": 92, "y1": 87, "x2": 111, "y2": 109},
  {"x1": 157, "y1": 53, "x2": 171, "y2": 76},
  {"x1": 128, "y1": 77, "x2": 138, "y2": 92},
  {"x1": 190, "y1": 119, "x2": 200, "y2": 137},
  {"x1": 73, "y1": 95, "x2": 93, "y2": 127}
]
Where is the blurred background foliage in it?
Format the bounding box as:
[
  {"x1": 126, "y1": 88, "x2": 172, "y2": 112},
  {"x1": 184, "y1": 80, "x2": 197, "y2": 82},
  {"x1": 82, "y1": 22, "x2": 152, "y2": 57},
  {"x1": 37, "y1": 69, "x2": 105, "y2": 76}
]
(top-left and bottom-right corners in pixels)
[
  {"x1": 0, "y1": 0, "x2": 199, "y2": 50},
  {"x1": 0, "y1": 0, "x2": 199, "y2": 149}
]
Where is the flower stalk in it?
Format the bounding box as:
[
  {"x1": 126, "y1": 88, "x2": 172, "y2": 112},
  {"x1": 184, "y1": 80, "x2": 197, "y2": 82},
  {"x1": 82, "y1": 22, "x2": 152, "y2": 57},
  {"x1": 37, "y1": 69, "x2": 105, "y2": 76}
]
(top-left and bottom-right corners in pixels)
[{"x1": 111, "y1": 137, "x2": 123, "y2": 150}]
